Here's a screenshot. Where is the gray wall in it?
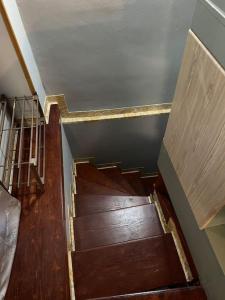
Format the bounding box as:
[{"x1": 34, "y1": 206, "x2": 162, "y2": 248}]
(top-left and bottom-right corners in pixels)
[
  {"x1": 158, "y1": 144, "x2": 225, "y2": 300},
  {"x1": 157, "y1": 2, "x2": 225, "y2": 299},
  {"x1": 61, "y1": 125, "x2": 73, "y2": 242},
  {"x1": 16, "y1": 0, "x2": 196, "y2": 111},
  {"x1": 0, "y1": 13, "x2": 30, "y2": 97},
  {"x1": 192, "y1": 0, "x2": 225, "y2": 69},
  {"x1": 64, "y1": 114, "x2": 168, "y2": 173}
]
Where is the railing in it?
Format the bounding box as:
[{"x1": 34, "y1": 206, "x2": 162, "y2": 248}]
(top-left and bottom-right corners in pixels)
[{"x1": 0, "y1": 95, "x2": 45, "y2": 195}]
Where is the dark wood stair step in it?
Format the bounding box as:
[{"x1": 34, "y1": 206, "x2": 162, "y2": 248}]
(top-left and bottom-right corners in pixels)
[
  {"x1": 76, "y1": 177, "x2": 128, "y2": 195},
  {"x1": 73, "y1": 235, "x2": 186, "y2": 300},
  {"x1": 76, "y1": 163, "x2": 128, "y2": 193},
  {"x1": 91, "y1": 286, "x2": 207, "y2": 299},
  {"x1": 75, "y1": 195, "x2": 149, "y2": 217},
  {"x1": 141, "y1": 176, "x2": 158, "y2": 195},
  {"x1": 74, "y1": 204, "x2": 163, "y2": 251},
  {"x1": 156, "y1": 191, "x2": 199, "y2": 281},
  {"x1": 99, "y1": 167, "x2": 138, "y2": 195},
  {"x1": 122, "y1": 172, "x2": 146, "y2": 195}
]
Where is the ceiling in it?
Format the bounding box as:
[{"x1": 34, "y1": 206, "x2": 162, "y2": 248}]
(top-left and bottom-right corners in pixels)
[
  {"x1": 0, "y1": 13, "x2": 30, "y2": 97},
  {"x1": 16, "y1": 0, "x2": 196, "y2": 111}
]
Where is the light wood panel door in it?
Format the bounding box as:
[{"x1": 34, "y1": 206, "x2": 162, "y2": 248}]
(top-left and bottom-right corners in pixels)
[{"x1": 164, "y1": 30, "x2": 225, "y2": 229}]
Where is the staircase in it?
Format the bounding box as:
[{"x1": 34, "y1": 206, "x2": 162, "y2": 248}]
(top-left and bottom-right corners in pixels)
[{"x1": 70, "y1": 162, "x2": 207, "y2": 300}]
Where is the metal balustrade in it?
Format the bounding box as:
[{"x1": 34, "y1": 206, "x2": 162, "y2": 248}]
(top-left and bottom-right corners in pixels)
[{"x1": 0, "y1": 95, "x2": 45, "y2": 194}]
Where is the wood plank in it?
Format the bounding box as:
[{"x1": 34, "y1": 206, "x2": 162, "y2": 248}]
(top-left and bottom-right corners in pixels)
[
  {"x1": 141, "y1": 176, "x2": 157, "y2": 195},
  {"x1": 5, "y1": 105, "x2": 70, "y2": 300},
  {"x1": 76, "y1": 177, "x2": 128, "y2": 195},
  {"x1": 100, "y1": 167, "x2": 137, "y2": 195},
  {"x1": 122, "y1": 172, "x2": 146, "y2": 195},
  {"x1": 73, "y1": 235, "x2": 186, "y2": 300},
  {"x1": 164, "y1": 30, "x2": 225, "y2": 228},
  {"x1": 74, "y1": 204, "x2": 163, "y2": 250},
  {"x1": 75, "y1": 195, "x2": 149, "y2": 216},
  {"x1": 77, "y1": 163, "x2": 127, "y2": 193},
  {"x1": 92, "y1": 286, "x2": 207, "y2": 299}
]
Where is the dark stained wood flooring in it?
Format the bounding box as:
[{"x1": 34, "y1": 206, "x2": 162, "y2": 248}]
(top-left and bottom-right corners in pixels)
[
  {"x1": 75, "y1": 195, "x2": 149, "y2": 216},
  {"x1": 100, "y1": 167, "x2": 137, "y2": 195},
  {"x1": 77, "y1": 163, "x2": 127, "y2": 193},
  {"x1": 73, "y1": 235, "x2": 186, "y2": 300},
  {"x1": 74, "y1": 164, "x2": 206, "y2": 300},
  {"x1": 92, "y1": 286, "x2": 207, "y2": 299},
  {"x1": 122, "y1": 172, "x2": 146, "y2": 195},
  {"x1": 74, "y1": 204, "x2": 163, "y2": 250},
  {"x1": 5, "y1": 108, "x2": 206, "y2": 300},
  {"x1": 5, "y1": 105, "x2": 70, "y2": 300},
  {"x1": 76, "y1": 176, "x2": 128, "y2": 195}
]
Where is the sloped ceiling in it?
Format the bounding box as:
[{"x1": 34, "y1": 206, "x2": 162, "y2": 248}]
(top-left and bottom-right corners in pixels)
[{"x1": 16, "y1": 0, "x2": 196, "y2": 111}]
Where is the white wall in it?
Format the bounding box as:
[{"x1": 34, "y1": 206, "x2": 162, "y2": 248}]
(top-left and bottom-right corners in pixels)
[
  {"x1": 3, "y1": 0, "x2": 46, "y2": 107},
  {"x1": 0, "y1": 14, "x2": 30, "y2": 97}
]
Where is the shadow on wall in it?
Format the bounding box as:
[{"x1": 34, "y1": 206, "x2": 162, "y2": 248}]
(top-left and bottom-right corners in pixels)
[{"x1": 63, "y1": 114, "x2": 169, "y2": 173}]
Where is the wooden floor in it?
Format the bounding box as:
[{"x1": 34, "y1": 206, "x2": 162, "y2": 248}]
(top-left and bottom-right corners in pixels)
[
  {"x1": 73, "y1": 163, "x2": 207, "y2": 300},
  {"x1": 5, "y1": 105, "x2": 70, "y2": 300},
  {"x1": 5, "y1": 105, "x2": 206, "y2": 300},
  {"x1": 92, "y1": 286, "x2": 207, "y2": 299}
]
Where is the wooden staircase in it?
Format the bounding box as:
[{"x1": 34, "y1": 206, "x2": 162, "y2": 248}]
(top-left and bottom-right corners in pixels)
[{"x1": 70, "y1": 163, "x2": 207, "y2": 300}]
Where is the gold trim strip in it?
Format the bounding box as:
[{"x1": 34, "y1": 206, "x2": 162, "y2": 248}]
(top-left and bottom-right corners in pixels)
[
  {"x1": 148, "y1": 195, "x2": 153, "y2": 204},
  {"x1": 152, "y1": 191, "x2": 169, "y2": 234},
  {"x1": 68, "y1": 251, "x2": 76, "y2": 300},
  {"x1": 140, "y1": 173, "x2": 158, "y2": 179},
  {"x1": 97, "y1": 165, "x2": 117, "y2": 170},
  {"x1": 71, "y1": 191, "x2": 76, "y2": 218},
  {"x1": 121, "y1": 170, "x2": 140, "y2": 174},
  {"x1": 152, "y1": 190, "x2": 193, "y2": 282},
  {"x1": 45, "y1": 95, "x2": 171, "y2": 123},
  {"x1": 0, "y1": 2, "x2": 35, "y2": 94},
  {"x1": 167, "y1": 218, "x2": 193, "y2": 282},
  {"x1": 69, "y1": 216, "x2": 75, "y2": 251}
]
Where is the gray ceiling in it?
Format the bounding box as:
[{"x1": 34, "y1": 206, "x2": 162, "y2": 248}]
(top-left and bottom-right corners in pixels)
[{"x1": 16, "y1": 0, "x2": 196, "y2": 111}]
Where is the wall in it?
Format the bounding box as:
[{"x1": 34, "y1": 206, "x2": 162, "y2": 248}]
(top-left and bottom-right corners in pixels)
[
  {"x1": 158, "y1": 144, "x2": 225, "y2": 300},
  {"x1": 158, "y1": 1, "x2": 225, "y2": 299},
  {"x1": 15, "y1": 0, "x2": 196, "y2": 111},
  {"x1": 64, "y1": 114, "x2": 168, "y2": 173},
  {"x1": 3, "y1": 0, "x2": 46, "y2": 107},
  {"x1": 61, "y1": 125, "x2": 73, "y2": 241},
  {"x1": 0, "y1": 13, "x2": 30, "y2": 97},
  {"x1": 192, "y1": 0, "x2": 225, "y2": 69},
  {"x1": 1, "y1": 1, "x2": 74, "y2": 243}
]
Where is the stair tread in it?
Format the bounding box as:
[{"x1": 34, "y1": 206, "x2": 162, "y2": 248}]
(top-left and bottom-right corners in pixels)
[
  {"x1": 73, "y1": 234, "x2": 186, "y2": 300},
  {"x1": 76, "y1": 177, "x2": 128, "y2": 195},
  {"x1": 77, "y1": 163, "x2": 128, "y2": 193},
  {"x1": 100, "y1": 167, "x2": 138, "y2": 195},
  {"x1": 90, "y1": 286, "x2": 207, "y2": 299},
  {"x1": 74, "y1": 204, "x2": 163, "y2": 251},
  {"x1": 122, "y1": 172, "x2": 146, "y2": 195},
  {"x1": 75, "y1": 195, "x2": 149, "y2": 217},
  {"x1": 156, "y1": 191, "x2": 199, "y2": 281},
  {"x1": 141, "y1": 176, "x2": 157, "y2": 195}
]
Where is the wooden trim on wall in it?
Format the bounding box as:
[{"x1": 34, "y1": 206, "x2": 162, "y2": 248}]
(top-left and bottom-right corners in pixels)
[{"x1": 0, "y1": 1, "x2": 35, "y2": 94}]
